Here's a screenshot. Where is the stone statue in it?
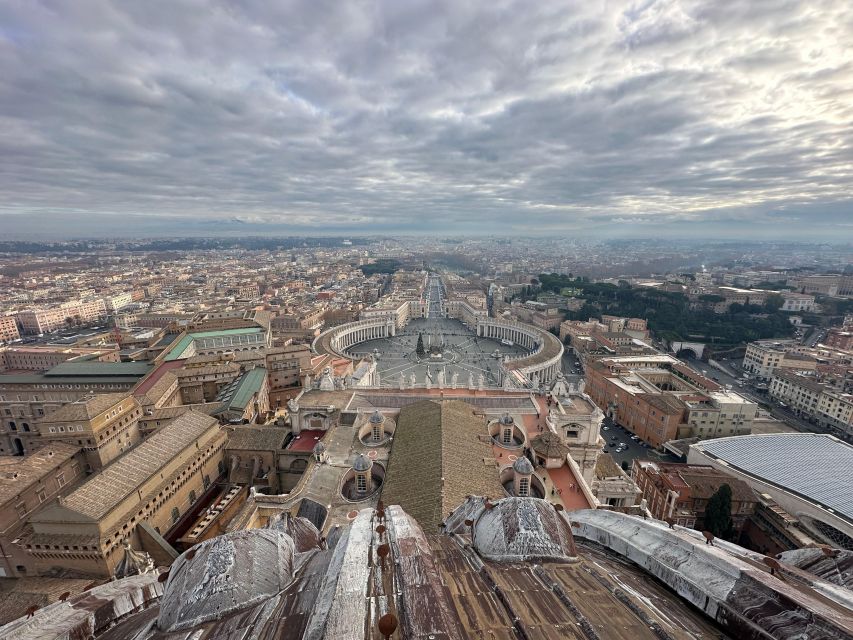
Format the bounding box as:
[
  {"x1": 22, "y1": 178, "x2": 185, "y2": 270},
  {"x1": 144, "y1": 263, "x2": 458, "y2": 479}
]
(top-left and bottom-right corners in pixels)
[
  {"x1": 451, "y1": 372, "x2": 459, "y2": 389},
  {"x1": 437, "y1": 368, "x2": 445, "y2": 388},
  {"x1": 319, "y1": 367, "x2": 335, "y2": 391},
  {"x1": 468, "y1": 372, "x2": 474, "y2": 388},
  {"x1": 410, "y1": 372, "x2": 416, "y2": 388},
  {"x1": 578, "y1": 379, "x2": 586, "y2": 394},
  {"x1": 478, "y1": 373, "x2": 485, "y2": 390},
  {"x1": 287, "y1": 398, "x2": 299, "y2": 414},
  {"x1": 114, "y1": 542, "x2": 155, "y2": 579},
  {"x1": 400, "y1": 372, "x2": 406, "y2": 389}
]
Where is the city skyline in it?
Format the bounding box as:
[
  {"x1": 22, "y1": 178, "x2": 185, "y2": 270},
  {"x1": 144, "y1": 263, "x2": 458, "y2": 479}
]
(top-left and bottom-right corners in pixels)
[{"x1": 2, "y1": 1, "x2": 852, "y2": 239}]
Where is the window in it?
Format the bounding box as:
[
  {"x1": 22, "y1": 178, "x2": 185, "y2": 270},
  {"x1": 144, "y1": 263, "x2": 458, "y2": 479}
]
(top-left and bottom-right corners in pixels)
[
  {"x1": 15, "y1": 503, "x2": 27, "y2": 519},
  {"x1": 56, "y1": 472, "x2": 66, "y2": 488},
  {"x1": 356, "y1": 473, "x2": 367, "y2": 493},
  {"x1": 372, "y1": 424, "x2": 382, "y2": 442},
  {"x1": 189, "y1": 490, "x2": 197, "y2": 504},
  {"x1": 36, "y1": 488, "x2": 47, "y2": 503},
  {"x1": 503, "y1": 427, "x2": 512, "y2": 444},
  {"x1": 171, "y1": 507, "x2": 180, "y2": 523},
  {"x1": 203, "y1": 474, "x2": 210, "y2": 490},
  {"x1": 518, "y1": 477, "x2": 530, "y2": 497}
]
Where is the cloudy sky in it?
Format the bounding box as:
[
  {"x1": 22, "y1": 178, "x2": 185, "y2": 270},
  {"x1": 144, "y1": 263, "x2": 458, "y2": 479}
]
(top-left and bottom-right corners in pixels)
[{"x1": 1, "y1": 0, "x2": 852, "y2": 238}]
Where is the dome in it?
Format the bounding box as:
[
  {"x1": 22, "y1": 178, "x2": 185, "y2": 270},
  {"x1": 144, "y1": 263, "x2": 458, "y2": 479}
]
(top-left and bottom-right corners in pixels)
[
  {"x1": 512, "y1": 456, "x2": 534, "y2": 475},
  {"x1": 313, "y1": 441, "x2": 326, "y2": 454},
  {"x1": 473, "y1": 497, "x2": 577, "y2": 562},
  {"x1": 352, "y1": 453, "x2": 372, "y2": 472},
  {"x1": 368, "y1": 410, "x2": 385, "y2": 424},
  {"x1": 158, "y1": 529, "x2": 297, "y2": 632},
  {"x1": 499, "y1": 413, "x2": 514, "y2": 426}
]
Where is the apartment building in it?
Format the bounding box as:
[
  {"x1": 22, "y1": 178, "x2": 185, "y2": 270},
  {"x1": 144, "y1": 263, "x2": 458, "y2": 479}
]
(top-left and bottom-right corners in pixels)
[
  {"x1": 825, "y1": 327, "x2": 853, "y2": 351},
  {"x1": 0, "y1": 315, "x2": 21, "y2": 343},
  {"x1": 742, "y1": 339, "x2": 816, "y2": 380},
  {"x1": 770, "y1": 370, "x2": 853, "y2": 440},
  {"x1": 17, "y1": 299, "x2": 108, "y2": 335},
  {"x1": 25, "y1": 411, "x2": 226, "y2": 577}
]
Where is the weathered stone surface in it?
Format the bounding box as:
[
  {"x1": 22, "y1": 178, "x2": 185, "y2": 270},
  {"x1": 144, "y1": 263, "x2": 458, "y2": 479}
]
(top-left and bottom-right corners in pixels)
[{"x1": 157, "y1": 528, "x2": 296, "y2": 632}]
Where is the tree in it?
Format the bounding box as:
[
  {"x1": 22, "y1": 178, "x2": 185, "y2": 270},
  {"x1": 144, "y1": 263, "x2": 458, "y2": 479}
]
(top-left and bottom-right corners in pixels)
[
  {"x1": 416, "y1": 333, "x2": 425, "y2": 358},
  {"x1": 704, "y1": 484, "x2": 733, "y2": 539}
]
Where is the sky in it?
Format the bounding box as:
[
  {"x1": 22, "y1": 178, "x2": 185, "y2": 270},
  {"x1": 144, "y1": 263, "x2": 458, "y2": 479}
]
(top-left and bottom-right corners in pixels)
[{"x1": 1, "y1": 0, "x2": 852, "y2": 239}]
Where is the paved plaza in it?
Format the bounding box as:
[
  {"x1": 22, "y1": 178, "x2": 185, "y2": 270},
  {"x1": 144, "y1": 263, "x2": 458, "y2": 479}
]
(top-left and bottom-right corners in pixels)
[
  {"x1": 351, "y1": 317, "x2": 529, "y2": 387},
  {"x1": 345, "y1": 275, "x2": 532, "y2": 387}
]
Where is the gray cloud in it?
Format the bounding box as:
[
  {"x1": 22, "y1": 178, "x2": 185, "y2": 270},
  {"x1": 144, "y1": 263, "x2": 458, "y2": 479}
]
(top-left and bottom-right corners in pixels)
[{"x1": 0, "y1": 0, "x2": 851, "y2": 237}]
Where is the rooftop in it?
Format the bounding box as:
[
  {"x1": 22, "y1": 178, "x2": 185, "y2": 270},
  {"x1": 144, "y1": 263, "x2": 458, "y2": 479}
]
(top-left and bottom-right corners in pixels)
[
  {"x1": 215, "y1": 367, "x2": 267, "y2": 412},
  {"x1": 0, "y1": 443, "x2": 81, "y2": 505},
  {"x1": 43, "y1": 411, "x2": 220, "y2": 521},
  {"x1": 380, "y1": 399, "x2": 504, "y2": 531},
  {"x1": 39, "y1": 393, "x2": 131, "y2": 423},
  {"x1": 692, "y1": 433, "x2": 853, "y2": 524}
]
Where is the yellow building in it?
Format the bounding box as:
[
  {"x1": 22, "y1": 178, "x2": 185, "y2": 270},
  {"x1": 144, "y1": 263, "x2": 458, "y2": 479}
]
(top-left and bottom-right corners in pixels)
[
  {"x1": 25, "y1": 411, "x2": 226, "y2": 577},
  {"x1": 32, "y1": 393, "x2": 143, "y2": 471}
]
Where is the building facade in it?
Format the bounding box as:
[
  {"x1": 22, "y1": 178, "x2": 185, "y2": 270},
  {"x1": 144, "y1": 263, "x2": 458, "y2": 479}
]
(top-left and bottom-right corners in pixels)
[{"x1": 25, "y1": 411, "x2": 226, "y2": 577}]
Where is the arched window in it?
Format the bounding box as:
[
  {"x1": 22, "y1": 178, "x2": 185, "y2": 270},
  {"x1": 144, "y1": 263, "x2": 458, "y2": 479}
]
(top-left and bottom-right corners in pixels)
[{"x1": 518, "y1": 477, "x2": 530, "y2": 497}]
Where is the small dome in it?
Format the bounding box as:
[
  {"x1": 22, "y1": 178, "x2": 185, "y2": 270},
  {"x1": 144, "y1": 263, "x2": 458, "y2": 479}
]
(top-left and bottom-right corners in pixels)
[
  {"x1": 499, "y1": 413, "x2": 514, "y2": 426},
  {"x1": 158, "y1": 529, "x2": 296, "y2": 632},
  {"x1": 352, "y1": 453, "x2": 372, "y2": 472},
  {"x1": 512, "y1": 456, "x2": 534, "y2": 475},
  {"x1": 369, "y1": 410, "x2": 385, "y2": 424},
  {"x1": 473, "y1": 497, "x2": 577, "y2": 562},
  {"x1": 313, "y1": 441, "x2": 326, "y2": 454}
]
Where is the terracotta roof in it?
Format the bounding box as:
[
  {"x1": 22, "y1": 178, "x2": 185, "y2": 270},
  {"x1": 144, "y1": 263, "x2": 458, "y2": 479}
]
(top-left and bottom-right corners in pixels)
[
  {"x1": 594, "y1": 452, "x2": 623, "y2": 480},
  {"x1": 51, "y1": 411, "x2": 220, "y2": 521},
  {"x1": 530, "y1": 431, "x2": 570, "y2": 459},
  {"x1": 381, "y1": 399, "x2": 504, "y2": 531},
  {"x1": 40, "y1": 393, "x2": 131, "y2": 423},
  {"x1": 0, "y1": 443, "x2": 82, "y2": 505},
  {"x1": 226, "y1": 426, "x2": 289, "y2": 451}
]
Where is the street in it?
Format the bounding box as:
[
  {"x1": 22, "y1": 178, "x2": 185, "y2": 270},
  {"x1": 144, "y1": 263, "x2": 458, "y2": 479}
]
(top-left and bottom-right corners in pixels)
[{"x1": 598, "y1": 415, "x2": 680, "y2": 469}]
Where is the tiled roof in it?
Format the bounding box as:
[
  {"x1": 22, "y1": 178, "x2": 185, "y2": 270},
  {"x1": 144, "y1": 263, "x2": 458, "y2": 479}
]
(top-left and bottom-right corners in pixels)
[
  {"x1": 0, "y1": 443, "x2": 81, "y2": 505},
  {"x1": 56, "y1": 411, "x2": 220, "y2": 521},
  {"x1": 381, "y1": 399, "x2": 504, "y2": 531},
  {"x1": 226, "y1": 426, "x2": 289, "y2": 451},
  {"x1": 40, "y1": 393, "x2": 131, "y2": 423}
]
